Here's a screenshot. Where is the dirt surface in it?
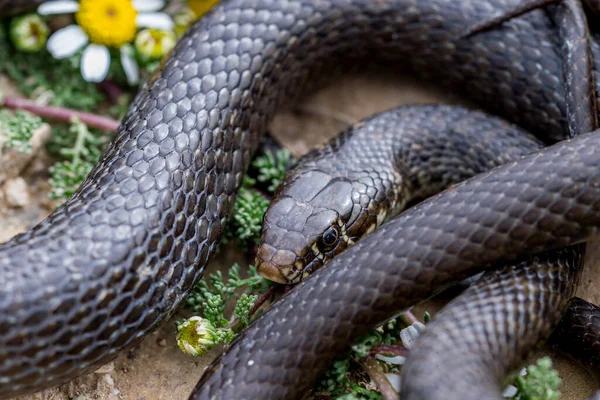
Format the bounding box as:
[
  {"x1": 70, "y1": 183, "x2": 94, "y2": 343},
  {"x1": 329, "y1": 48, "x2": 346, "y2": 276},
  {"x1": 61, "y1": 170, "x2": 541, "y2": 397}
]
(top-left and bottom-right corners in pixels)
[{"x1": 2, "y1": 72, "x2": 598, "y2": 399}]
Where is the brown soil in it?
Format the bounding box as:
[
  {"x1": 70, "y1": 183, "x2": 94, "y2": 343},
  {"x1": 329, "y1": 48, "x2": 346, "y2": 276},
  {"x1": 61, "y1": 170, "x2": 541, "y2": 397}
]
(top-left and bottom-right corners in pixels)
[{"x1": 2, "y1": 72, "x2": 598, "y2": 400}]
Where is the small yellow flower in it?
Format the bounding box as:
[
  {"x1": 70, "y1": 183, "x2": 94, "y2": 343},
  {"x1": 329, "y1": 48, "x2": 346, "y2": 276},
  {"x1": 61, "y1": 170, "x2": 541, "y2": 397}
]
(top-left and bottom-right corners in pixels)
[
  {"x1": 188, "y1": 0, "x2": 221, "y2": 19},
  {"x1": 176, "y1": 317, "x2": 218, "y2": 356},
  {"x1": 75, "y1": 0, "x2": 138, "y2": 48},
  {"x1": 135, "y1": 28, "x2": 176, "y2": 62}
]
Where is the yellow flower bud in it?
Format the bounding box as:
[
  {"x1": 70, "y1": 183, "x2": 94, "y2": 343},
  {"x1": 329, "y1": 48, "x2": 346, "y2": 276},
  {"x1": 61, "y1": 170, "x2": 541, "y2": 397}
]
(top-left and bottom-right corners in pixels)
[{"x1": 9, "y1": 14, "x2": 49, "y2": 52}]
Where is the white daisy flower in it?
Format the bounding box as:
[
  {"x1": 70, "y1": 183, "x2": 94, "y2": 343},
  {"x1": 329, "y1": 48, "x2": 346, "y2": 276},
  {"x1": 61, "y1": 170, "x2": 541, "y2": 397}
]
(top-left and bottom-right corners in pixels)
[{"x1": 39, "y1": 0, "x2": 174, "y2": 85}]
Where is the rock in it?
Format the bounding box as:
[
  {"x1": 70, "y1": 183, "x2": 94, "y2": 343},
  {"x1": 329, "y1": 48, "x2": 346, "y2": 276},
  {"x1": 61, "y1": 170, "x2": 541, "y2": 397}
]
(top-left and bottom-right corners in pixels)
[
  {"x1": 94, "y1": 362, "x2": 115, "y2": 374},
  {"x1": 0, "y1": 123, "x2": 51, "y2": 185},
  {"x1": 4, "y1": 177, "x2": 30, "y2": 208}
]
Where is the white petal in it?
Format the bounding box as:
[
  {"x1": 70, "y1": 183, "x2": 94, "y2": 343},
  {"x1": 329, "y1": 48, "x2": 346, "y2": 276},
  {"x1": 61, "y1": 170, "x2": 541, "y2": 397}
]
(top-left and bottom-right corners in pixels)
[
  {"x1": 80, "y1": 45, "x2": 110, "y2": 83},
  {"x1": 47, "y1": 25, "x2": 88, "y2": 59},
  {"x1": 413, "y1": 321, "x2": 427, "y2": 333},
  {"x1": 502, "y1": 385, "x2": 518, "y2": 398},
  {"x1": 384, "y1": 374, "x2": 402, "y2": 392},
  {"x1": 133, "y1": 0, "x2": 166, "y2": 12},
  {"x1": 38, "y1": 0, "x2": 79, "y2": 14},
  {"x1": 120, "y1": 48, "x2": 140, "y2": 86},
  {"x1": 375, "y1": 354, "x2": 406, "y2": 365},
  {"x1": 399, "y1": 322, "x2": 426, "y2": 350},
  {"x1": 136, "y1": 13, "x2": 174, "y2": 30}
]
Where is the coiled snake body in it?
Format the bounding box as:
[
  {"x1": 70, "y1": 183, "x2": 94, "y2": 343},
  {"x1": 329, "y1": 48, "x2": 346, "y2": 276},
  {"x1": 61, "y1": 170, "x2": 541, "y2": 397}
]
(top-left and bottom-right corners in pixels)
[{"x1": 1, "y1": 0, "x2": 600, "y2": 399}]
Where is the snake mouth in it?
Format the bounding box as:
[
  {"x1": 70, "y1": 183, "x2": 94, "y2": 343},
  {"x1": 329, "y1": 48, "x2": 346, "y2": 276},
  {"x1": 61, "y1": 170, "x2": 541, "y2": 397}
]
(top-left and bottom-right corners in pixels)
[
  {"x1": 255, "y1": 242, "x2": 307, "y2": 284},
  {"x1": 256, "y1": 260, "x2": 289, "y2": 284},
  {"x1": 299, "y1": 258, "x2": 324, "y2": 281},
  {"x1": 255, "y1": 247, "x2": 328, "y2": 284}
]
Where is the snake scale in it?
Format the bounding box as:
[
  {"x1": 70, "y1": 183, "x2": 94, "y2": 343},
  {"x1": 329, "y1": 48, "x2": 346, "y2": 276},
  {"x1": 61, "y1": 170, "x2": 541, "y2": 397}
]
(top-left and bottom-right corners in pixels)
[
  {"x1": 0, "y1": 0, "x2": 600, "y2": 399},
  {"x1": 253, "y1": 98, "x2": 589, "y2": 400}
]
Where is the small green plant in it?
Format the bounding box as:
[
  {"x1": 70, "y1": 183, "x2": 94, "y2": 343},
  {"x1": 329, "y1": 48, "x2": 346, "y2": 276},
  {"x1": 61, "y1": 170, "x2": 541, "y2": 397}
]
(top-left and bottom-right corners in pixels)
[
  {"x1": 351, "y1": 319, "x2": 404, "y2": 359},
  {"x1": 48, "y1": 118, "x2": 110, "y2": 200},
  {"x1": 511, "y1": 357, "x2": 561, "y2": 400},
  {"x1": 176, "y1": 264, "x2": 269, "y2": 356},
  {"x1": 313, "y1": 317, "x2": 418, "y2": 399},
  {"x1": 0, "y1": 109, "x2": 42, "y2": 152},
  {"x1": 252, "y1": 148, "x2": 293, "y2": 193},
  {"x1": 317, "y1": 356, "x2": 383, "y2": 400},
  {"x1": 227, "y1": 187, "x2": 270, "y2": 248}
]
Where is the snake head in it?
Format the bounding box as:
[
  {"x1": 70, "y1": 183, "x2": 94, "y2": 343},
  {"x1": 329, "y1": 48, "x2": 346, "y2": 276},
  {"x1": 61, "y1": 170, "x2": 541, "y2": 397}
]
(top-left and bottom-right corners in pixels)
[{"x1": 255, "y1": 170, "x2": 358, "y2": 284}]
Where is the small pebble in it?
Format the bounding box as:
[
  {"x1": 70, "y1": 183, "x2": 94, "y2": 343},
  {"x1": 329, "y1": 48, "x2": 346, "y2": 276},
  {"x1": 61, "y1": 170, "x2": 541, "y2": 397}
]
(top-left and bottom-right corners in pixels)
[
  {"x1": 502, "y1": 385, "x2": 518, "y2": 398},
  {"x1": 4, "y1": 177, "x2": 30, "y2": 208},
  {"x1": 95, "y1": 362, "x2": 115, "y2": 374},
  {"x1": 157, "y1": 338, "x2": 167, "y2": 347}
]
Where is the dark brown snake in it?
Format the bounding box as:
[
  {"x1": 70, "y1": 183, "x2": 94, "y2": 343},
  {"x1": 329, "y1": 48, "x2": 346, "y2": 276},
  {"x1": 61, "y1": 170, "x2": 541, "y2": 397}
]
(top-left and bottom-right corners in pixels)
[
  {"x1": 254, "y1": 99, "x2": 591, "y2": 399},
  {"x1": 1, "y1": 0, "x2": 600, "y2": 399}
]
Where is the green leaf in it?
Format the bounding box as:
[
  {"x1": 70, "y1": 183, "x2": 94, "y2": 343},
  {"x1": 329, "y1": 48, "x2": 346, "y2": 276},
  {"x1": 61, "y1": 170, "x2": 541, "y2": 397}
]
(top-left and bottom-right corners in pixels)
[
  {"x1": 511, "y1": 357, "x2": 561, "y2": 400},
  {"x1": 46, "y1": 119, "x2": 110, "y2": 202},
  {"x1": 180, "y1": 261, "x2": 271, "y2": 355},
  {"x1": 252, "y1": 149, "x2": 294, "y2": 193},
  {"x1": 227, "y1": 187, "x2": 270, "y2": 249},
  {"x1": 233, "y1": 293, "x2": 258, "y2": 328},
  {"x1": 48, "y1": 159, "x2": 93, "y2": 200},
  {"x1": 0, "y1": 109, "x2": 42, "y2": 152},
  {"x1": 423, "y1": 311, "x2": 431, "y2": 324}
]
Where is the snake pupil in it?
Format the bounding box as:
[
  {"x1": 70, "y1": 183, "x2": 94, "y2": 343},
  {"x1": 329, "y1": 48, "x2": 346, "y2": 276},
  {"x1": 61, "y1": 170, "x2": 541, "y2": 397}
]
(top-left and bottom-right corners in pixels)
[{"x1": 322, "y1": 226, "x2": 339, "y2": 247}]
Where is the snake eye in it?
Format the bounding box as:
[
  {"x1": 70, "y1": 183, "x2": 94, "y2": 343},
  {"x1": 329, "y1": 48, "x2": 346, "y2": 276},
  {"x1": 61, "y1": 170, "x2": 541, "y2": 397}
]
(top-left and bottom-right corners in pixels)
[{"x1": 320, "y1": 225, "x2": 340, "y2": 250}]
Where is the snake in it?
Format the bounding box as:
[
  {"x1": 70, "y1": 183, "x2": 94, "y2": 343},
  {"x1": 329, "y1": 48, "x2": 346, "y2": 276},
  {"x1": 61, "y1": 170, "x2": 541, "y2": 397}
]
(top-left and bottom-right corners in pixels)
[
  {"x1": 255, "y1": 101, "x2": 593, "y2": 398},
  {"x1": 252, "y1": 2, "x2": 600, "y2": 398},
  {"x1": 1, "y1": 0, "x2": 600, "y2": 399}
]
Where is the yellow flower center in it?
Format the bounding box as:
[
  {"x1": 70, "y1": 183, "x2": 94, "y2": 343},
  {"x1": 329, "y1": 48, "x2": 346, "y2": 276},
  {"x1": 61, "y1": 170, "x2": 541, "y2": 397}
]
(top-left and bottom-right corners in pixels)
[
  {"x1": 188, "y1": 0, "x2": 221, "y2": 19},
  {"x1": 75, "y1": 0, "x2": 138, "y2": 48}
]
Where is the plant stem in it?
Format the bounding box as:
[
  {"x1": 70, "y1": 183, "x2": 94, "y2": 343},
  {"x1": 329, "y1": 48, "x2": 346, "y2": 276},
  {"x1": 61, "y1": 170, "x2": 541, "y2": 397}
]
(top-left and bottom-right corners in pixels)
[
  {"x1": 70, "y1": 117, "x2": 87, "y2": 164},
  {"x1": 1, "y1": 95, "x2": 119, "y2": 132},
  {"x1": 359, "y1": 356, "x2": 400, "y2": 400},
  {"x1": 370, "y1": 345, "x2": 409, "y2": 358},
  {"x1": 399, "y1": 310, "x2": 419, "y2": 326}
]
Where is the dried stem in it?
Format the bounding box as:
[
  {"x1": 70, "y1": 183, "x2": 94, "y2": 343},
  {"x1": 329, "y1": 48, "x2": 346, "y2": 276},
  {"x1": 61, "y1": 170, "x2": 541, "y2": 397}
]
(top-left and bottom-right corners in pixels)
[
  {"x1": 370, "y1": 344, "x2": 409, "y2": 358},
  {"x1": 1, "y1": 95, "x2": 120, "y2": 132},
  {"x1": 399, "y1": 310, "x2": 419, "y2": 326},
  {"x1": 359, "y1": 357, "x2": 400, "y2": 400}
]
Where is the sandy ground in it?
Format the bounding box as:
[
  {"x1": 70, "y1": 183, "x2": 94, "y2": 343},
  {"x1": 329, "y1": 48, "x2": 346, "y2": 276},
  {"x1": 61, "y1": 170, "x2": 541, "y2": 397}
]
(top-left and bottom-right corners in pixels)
[{"x1": 2, "y1": 72, "x2": 599, "y2": 399}]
